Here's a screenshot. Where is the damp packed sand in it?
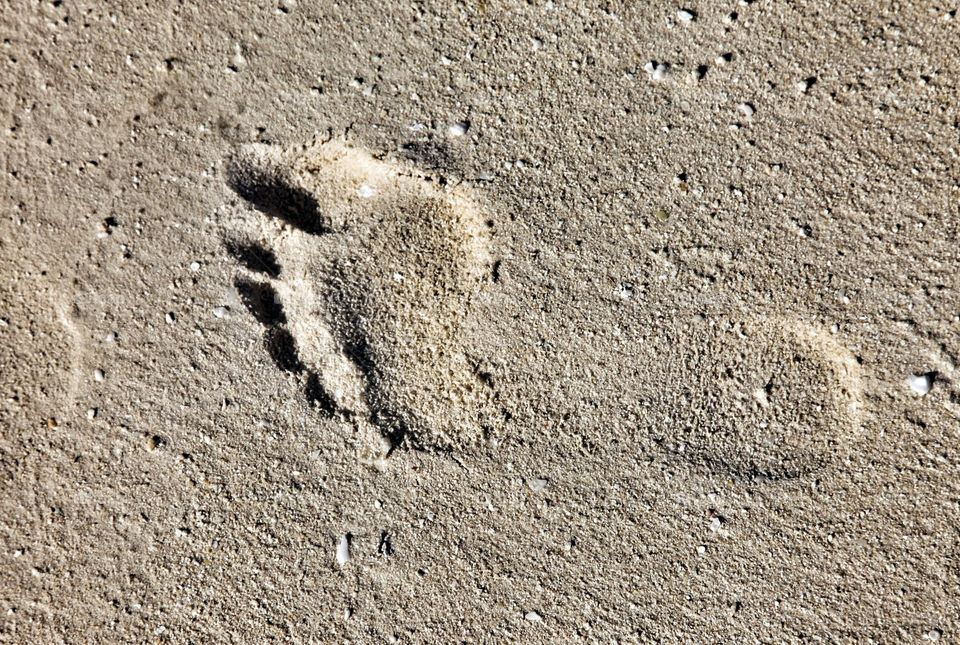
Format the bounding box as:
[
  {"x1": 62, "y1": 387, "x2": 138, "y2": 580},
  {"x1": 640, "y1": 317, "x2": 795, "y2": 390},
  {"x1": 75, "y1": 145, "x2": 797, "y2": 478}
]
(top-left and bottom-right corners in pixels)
[{"x1": 1, "y1": 2, "x2": 959, "y2": 642}]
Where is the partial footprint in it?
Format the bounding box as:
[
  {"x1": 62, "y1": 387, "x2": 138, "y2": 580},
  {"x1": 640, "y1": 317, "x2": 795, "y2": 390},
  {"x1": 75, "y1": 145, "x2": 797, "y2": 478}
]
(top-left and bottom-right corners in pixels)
[
  {"x1": 225, "y1": 137, "x2": 502, "y2": 458},
  {"x1": 648, "y1": 315, "x2": 863, "y2": 479}
]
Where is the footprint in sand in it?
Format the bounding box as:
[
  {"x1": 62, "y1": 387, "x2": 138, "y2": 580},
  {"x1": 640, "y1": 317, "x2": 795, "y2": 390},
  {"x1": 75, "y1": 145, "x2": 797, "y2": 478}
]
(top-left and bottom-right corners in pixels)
[
  {"x1": 648, "y1": 315, "x2": 864, "y2": 479},
  {"x1": 224, "y1": 137, "x2": 503, "y2": 460}
]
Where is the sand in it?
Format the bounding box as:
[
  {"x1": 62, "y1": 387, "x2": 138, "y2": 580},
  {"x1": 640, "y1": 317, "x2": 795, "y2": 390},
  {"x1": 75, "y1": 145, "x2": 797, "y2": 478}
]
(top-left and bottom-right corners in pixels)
[{"x1": 1, "y1": 1, "x2": 958, "y2": 642}]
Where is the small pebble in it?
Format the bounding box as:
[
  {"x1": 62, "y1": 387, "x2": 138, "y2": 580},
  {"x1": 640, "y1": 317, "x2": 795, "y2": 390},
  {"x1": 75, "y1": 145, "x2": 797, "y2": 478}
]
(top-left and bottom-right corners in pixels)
[
  {"x1": 737, "y1": 102, "x2": 755, "y2": 117},
  {"x1": 336, "y1": 534, "x2": 351, "y2": 566},
  {"x1": 677, "y1": 9, "x2": 696, "y2": 23},
  {"x1": 86, "y1": 408, "x2": 98, "y2": 420},
  {"x1": 104, "y1": 331, "x2": 117, "y2": 342},
  {"x1": 165, "y1": 312, "x2": 176, "y2": 324},
  {"x1": 796, "y1": 76, "x2": 817, "y2": 93},
  {"x1": 447, "y1": 121, "x2": 469, "y2": 137},
  {"x1": 357, "y1": 184, "x2": 376, "y2": 198},
  {"x1": 907, "y1": 373, "x2": 934, "y2": 395},
  {"x1": 697, "y1": 545, "x2": 707, "y2": 555},
  {"x1": 527, "y1": 478, "x2": 549, "y2": 492},
  {"x1": 524, "y1": 611, "x2": 543, "y2": 623},
  {"x1": 213, "y1": 306, "x2": 229, "y2": 319},
  {"x1": 644, "y1": 61, "x2": 670, "y2": 81},
  {"x1": 189, "y1": 261, "x2": 201, "y2": 272},
  {"x1": 94, "y1": 368, "x2": 105, "y2": 382}
]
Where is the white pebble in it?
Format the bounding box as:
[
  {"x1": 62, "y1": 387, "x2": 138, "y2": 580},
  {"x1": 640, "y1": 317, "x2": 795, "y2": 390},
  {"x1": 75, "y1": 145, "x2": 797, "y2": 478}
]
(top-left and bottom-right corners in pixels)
[
  {"x1": 165, "y1": 312, "x2": 176, "y2": 324},
  {"x1": 709, "y1": 517, "x2": 723, "y2": 532},
  {"x1": 357, "y1": 184, "x2": 376, "y2": 198},
  {"x1": 796, "y1": 77, "x2": 816, "y2": 93},
  {"x1": 907, "y1": 373, "x2": 933, "y2": 395},
  {"x1": 697, "y1": 545, "x2": 707, "y2": 555},
  {"x1": 86, "y1": 408, "x2": 98, "y2": 420},
  {"x1": 527, "y1": 478, "x2": 549, "y2": 492},
  {"x1": 737, "y1": 102, "x2": 755, "y2": 117},
  {"x1": 447, "y1": 121, "x2": 469, "y2": 137},
  {"x1": 94, "y1": 368, "x2": 105, "y2": 382},
  {"x1": 336, "y1": 534, "x2": 351, "y2": 566},
  {"x1": 189, "y1": 261, "x2": 201, "y2": 272},
  {"x1": 643, "y1": 61, "x2": 670, "y2": 81},
  {"x1": 104, "y1": 331, "x2": 117, "y2": 342},
  {"x1": 213, "y1": 306, "x2": 229, "y2": 319},
  {"x1": 524, "y1": 611, "x2": 543, "y2": 623},
  {"x1": 677, "y1": 9, "x2": 696, "y2": 23}
]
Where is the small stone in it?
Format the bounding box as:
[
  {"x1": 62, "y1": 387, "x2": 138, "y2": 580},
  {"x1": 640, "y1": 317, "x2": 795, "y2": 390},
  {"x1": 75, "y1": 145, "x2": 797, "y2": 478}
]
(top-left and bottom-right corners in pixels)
[
  {"x1": 907, "y1": 373, "x2": 934, "y2": 395},
  {"x1": 527, "y1": 478, "x2": 549, "y2": 492},
  {"x1": 709, "y1": 517, "x2": 723, "y2": 532},
  {"x1": 165, "y1": 312, "x2": 176, "y2": 324},
  {"x1": 643, "y1": 61, "x2": 670, "y2": 81},
  {"x1": 86, "y1": 408, "x2": 98, "y2": 420},
  {"x1": 524, "y1": 611, "x2": 543, "y2": 623},
  {"x1": 46, "y1": 417, "x2": 58, "y2": 428},
  {"x1": 653, "y1": 207, "x2": 670, "y2": 222},
  {"x1": 189, "y1": 261, "x2": 201, "y2": 272},
  {"x1": 94, "y1": 368, "x2": 105, "y2": 382},
  {"x1": 357, "y1": 184, "x2": 376, "y2": 198},
  {"x1": 212, "y1": 306, "x2": 229, "y2": 319},
  {"x1": 336, "y1": 534, "x2": 351, "y2": 566},
  {"x1": 796, "y1": 76, "x2": 817, "y2": 93},
  {"x1": 677, "y1": 9, "x2": 696, "y2": 23},
  {"x1": 697, "y1": 545, "x2": 707, "y2": 555},
  {"x1": 447, "y1": 121, "x2": 470, "y2": 137},
  {"x1": 104, "y1": 331, "x2": 117, "y2": 342},
  {"x1": 737, "y1": 102, "x2": 755, "y2": 117}
]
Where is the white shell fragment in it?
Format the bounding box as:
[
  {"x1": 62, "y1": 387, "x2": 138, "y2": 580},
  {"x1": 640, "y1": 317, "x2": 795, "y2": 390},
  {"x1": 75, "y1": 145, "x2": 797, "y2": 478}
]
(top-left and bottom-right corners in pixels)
[
  {"x1": 336, "y1": 534, "x2": 351, "y2": 566},
  {"x1": 907, "y1": 373, "x2": 933, "y2": 395}
]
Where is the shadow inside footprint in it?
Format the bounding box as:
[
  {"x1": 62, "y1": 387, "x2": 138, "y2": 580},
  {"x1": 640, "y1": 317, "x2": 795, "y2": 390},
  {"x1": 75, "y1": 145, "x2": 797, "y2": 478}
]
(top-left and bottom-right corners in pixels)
[
  {"x1": 264, "y1": 326, "x2": 306, "y2": 374},
  {"x1": 227, "y1": 152, "x2": 329, "y2": 235},
  {"x1": 226, "y1": 240, "x2": 281, "y2": 277},
  {"x1": 234, "y1": 277, "x2": 286, "y2": 326}
]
